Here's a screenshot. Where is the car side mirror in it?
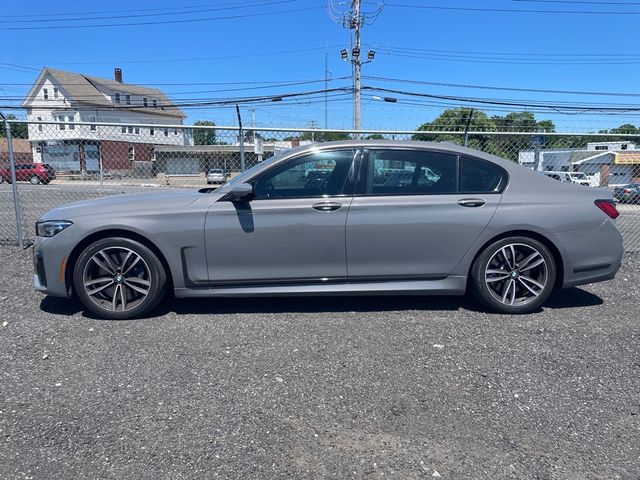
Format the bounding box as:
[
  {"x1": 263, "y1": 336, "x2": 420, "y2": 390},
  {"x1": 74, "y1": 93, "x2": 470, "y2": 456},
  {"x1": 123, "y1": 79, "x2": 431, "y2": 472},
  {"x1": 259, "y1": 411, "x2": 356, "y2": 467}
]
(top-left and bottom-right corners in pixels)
[{"x1": 225, "y1": 182, "x2": 253, "y2": 202}]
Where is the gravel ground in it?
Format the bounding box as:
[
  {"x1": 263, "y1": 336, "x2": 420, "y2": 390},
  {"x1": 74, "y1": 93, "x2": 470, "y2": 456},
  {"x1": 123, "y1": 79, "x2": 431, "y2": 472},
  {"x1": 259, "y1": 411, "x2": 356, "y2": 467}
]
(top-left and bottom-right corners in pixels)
[{"x1": 0, "y1": 247, "x2": 639, "y2": 480}]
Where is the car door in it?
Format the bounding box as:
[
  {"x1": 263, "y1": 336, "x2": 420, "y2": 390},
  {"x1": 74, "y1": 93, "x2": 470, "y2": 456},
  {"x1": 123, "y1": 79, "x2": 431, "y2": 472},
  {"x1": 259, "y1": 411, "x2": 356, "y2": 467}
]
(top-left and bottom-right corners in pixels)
[
  {"x1": 204, "y1": 148, "x2": 359, "y2": 285},
  {"x1": 346, "y1": 149, "x2": 507, "y2": 279}
]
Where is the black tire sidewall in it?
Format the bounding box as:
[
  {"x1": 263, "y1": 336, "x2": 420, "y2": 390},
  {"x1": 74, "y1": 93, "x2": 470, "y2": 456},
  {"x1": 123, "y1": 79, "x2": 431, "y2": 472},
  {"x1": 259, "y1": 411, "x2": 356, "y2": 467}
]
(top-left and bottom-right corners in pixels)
[
  {"x1": 471, "y1": 236, "x2": 556, "y2": 314},
  {"x1": 73, "y1": 237, "x2": 167, "y2": 320}
]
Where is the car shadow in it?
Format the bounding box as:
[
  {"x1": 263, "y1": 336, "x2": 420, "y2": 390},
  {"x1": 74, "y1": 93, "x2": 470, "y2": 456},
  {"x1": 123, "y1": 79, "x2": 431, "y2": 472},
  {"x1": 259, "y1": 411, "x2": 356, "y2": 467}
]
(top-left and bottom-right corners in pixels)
[
  {"x1": 544, "y1": 287, "x2": 603, "y2": 309},
  {"x1": 38, "y1": 287, "x2": 604, "y2": 319}
]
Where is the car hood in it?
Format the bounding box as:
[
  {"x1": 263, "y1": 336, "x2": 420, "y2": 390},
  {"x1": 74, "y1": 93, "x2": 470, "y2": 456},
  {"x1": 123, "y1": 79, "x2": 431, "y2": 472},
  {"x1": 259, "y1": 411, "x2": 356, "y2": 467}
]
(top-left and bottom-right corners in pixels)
[{"x1": 39, "y1": 190, "x2": 212, "y2": 222}]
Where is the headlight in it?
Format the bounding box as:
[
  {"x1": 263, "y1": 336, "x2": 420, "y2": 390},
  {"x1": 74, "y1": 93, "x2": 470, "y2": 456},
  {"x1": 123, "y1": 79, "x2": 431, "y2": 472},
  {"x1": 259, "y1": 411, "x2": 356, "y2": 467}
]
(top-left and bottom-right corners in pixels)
[{"x1": 36, "y1": 220, "x2": 73, "y2": 237}]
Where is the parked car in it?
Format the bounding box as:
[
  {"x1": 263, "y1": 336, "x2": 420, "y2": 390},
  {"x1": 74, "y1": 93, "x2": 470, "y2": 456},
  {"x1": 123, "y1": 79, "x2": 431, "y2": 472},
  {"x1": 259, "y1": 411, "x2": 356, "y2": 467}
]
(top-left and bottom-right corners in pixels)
[
  {"x1": 206, "y1": 168, "x2": 227, "y2": 185},
  {"x1": 613, "y1": 183, "x2": 640, "y2": 204},
  {"x1": 0, "y1": 163, "x2": 56, "y2": 185},
  {"x1": 33, "y1": 141, "x2": 623, "y2": 320},
  {"x1": 542, "y1": 171, "x2": 591, "y2": 186}
]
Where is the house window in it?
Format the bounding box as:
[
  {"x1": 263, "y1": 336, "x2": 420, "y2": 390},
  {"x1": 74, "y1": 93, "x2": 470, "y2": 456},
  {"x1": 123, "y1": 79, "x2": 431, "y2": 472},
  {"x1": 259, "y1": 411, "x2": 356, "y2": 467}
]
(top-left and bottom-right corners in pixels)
[
  {"x1": 149, "y1": 127, "x2": 155, "y2": 136},
  {"x1": 37, "y1": 117, "x2": 43, "y2": 132},
  {"x1": 126, "y1": 94, "x2": 131, "y2": 105},
  {"x1": 128, "y1": 146, "x2": 135, "y2": 161},
  {"x1": 595, "y1": 145, "x2": 609, "y2": 151},
  {"x1": 622, "y1": 144, "x2": 628, "y2": 150},
  {"x1": 128, "y1": 126, "x2": 134, "y2": 134},
  {"x1": 90, "y1": 116, "x2": 96, "y2": 131},
  {"x1": 121, "y1": 125, "x2": 127, "y2": 133},
  {"x1": 53, "y1": 88, "x2": 59, "y2": 99},
  {"x1": 134, "y1": 127, "x2": 140, "y2": 134},
  {"x1": 164, "y1": 128, "x2": 168, "y2": 137},
  {"x1": 43, "y1": 88, "x2": 48, "y2": 100},
  {"x1": 58, "y1": 116, "x2": 65, "y2": 130},
  {"x1": 115, "y1": 93, "x2": 121, "y2": 104},
  {"x1": 143, "y1": 97, "x2": 148, "y2": 107},
  {"x1": 67, "y1": 115, "x2": 75, "y2": 130},
  {"x1": 174, "y1": 129, "x2": 178, "y2": 135},
  {"x1": 153, "y1": 99, "x2": 158, "y2": 108}
]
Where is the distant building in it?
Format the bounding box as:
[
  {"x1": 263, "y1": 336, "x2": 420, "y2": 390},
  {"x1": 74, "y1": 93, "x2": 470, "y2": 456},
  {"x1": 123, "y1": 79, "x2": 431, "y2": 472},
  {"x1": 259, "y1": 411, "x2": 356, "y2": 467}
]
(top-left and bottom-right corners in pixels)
[
  {"x1": 21, "y1": 67, "x2": 190, "y2": 173},
  {"x1": 519, "y1": 141, "x2": 640, "y2": 186},
  {"x1": 0, "y1": 138, "x2": 33, "y2": 166}
]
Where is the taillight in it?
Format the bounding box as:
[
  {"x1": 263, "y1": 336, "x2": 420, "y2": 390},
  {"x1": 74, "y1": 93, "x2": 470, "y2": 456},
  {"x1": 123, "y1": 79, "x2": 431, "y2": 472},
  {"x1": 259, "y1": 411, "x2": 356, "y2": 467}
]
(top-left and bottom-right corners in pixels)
[
  {"x1": 595, "y1": 200, "x2": 620, "y2": 219},
  {"x1": 623, "y1": 188, "x2": 632, "y2": 194}
]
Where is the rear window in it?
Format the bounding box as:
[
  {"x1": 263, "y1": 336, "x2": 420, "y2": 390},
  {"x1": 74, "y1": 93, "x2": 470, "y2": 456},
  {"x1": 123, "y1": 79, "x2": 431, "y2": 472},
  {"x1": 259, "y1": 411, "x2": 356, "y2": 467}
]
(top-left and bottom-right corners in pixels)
[
  {"x1": 459, "y1": 156, "x2": 507, "y2": 193},
  {"x1": 208, "y1": 169, "x2": 223, "y2": 174}
]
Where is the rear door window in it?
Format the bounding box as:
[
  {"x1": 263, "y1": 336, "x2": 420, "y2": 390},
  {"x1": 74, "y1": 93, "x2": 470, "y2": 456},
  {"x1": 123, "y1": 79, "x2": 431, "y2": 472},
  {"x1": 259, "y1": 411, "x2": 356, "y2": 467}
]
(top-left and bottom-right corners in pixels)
[{"x1": 361, "y1": 149, "x2": 458, "y2": 195}]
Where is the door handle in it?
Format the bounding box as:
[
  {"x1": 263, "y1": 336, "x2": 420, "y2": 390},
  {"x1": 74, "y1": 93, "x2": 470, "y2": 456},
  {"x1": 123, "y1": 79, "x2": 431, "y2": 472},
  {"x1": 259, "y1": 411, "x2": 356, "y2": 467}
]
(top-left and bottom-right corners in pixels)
[
  {"x1": 312, "y1": 201, "x2": 342, "y2": 212},
  {"x1": 457, "y1": 198, "x2": 486, "y2": 208}
]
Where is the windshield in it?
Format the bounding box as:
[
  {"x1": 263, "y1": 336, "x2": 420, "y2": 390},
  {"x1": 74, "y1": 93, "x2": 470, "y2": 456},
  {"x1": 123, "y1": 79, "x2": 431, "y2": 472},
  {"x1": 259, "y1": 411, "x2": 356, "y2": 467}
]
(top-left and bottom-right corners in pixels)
[{"x1": 569, "y1": 173, "x2": 588, "y2": 179}]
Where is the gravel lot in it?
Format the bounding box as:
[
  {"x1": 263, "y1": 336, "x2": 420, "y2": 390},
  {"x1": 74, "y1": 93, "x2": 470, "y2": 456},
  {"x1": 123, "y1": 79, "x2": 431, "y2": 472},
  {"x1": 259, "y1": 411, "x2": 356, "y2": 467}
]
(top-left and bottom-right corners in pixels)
[{"x1": 0, "y1": 247, "x2": 639, "y2": 479}]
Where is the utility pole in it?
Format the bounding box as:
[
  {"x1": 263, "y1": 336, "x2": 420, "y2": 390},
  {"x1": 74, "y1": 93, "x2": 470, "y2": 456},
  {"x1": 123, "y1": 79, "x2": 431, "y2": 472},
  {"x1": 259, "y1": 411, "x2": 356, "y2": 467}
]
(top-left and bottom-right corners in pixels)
[
  {"x1": 328, "y1": 0, "x2": 383, "y2": 138},
  {"x1": 352, "y1": 0, "x2": 362, "y2": 136}
]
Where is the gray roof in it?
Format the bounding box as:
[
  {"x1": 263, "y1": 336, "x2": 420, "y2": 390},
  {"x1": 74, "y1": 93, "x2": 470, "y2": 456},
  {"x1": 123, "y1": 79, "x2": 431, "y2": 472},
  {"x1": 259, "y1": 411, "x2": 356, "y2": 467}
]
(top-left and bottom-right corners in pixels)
[{"x1": 23, "y1": 67, "x2": 184, "y2": 118}]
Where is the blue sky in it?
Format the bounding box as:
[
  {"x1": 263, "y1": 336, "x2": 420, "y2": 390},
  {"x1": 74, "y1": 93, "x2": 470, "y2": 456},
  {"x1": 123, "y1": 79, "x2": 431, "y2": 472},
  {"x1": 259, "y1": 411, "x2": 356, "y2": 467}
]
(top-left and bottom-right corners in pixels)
[{"x1": 2, "y1": 0, "x2": 640, "y2": 132}]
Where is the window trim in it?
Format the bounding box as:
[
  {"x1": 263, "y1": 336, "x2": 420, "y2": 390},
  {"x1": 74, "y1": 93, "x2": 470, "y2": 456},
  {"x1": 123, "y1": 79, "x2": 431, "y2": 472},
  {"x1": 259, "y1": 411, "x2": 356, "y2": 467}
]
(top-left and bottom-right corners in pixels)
[{"x1": 355, "y1": 147, "x2": 508, "y2": 197}]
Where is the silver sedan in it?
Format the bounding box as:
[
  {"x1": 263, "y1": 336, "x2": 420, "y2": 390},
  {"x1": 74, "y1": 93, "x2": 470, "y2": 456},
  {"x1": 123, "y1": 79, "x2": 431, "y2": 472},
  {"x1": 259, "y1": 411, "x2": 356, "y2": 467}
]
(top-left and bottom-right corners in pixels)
[{"x1": 33, "y1": 141, "x2": 623, "y2": 319}]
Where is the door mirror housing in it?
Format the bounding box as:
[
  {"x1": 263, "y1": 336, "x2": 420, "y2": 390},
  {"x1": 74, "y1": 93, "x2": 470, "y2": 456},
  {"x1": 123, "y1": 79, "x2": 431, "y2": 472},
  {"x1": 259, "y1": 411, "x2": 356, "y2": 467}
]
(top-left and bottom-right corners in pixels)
[{"x1": 225, "y1": 182, "x2": 253, "y2": 202}]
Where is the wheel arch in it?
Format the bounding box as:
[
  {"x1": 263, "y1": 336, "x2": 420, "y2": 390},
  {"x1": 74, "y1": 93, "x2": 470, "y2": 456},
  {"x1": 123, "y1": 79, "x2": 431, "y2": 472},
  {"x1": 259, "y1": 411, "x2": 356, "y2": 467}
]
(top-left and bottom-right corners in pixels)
[
  {"x1": 467, "y1": 229, "x2": 565, "y2": 289},
  {"x1": 65, "y1": 229, "x2": 174, "y2": 295}
]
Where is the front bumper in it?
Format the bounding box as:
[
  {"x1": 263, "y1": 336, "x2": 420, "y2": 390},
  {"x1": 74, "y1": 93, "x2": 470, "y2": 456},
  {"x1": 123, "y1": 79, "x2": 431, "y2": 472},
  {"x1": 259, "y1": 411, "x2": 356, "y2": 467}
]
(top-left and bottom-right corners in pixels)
[{"x1": 32, "y1": 230, "x2": 77, "y2": 298}]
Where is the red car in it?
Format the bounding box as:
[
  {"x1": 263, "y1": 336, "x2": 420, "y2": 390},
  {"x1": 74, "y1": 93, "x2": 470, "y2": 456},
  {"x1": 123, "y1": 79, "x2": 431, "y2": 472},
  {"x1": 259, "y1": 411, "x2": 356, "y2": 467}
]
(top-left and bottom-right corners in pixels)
[{"x1": 0, "y1": 163, "x2": 56, "y2": 185}]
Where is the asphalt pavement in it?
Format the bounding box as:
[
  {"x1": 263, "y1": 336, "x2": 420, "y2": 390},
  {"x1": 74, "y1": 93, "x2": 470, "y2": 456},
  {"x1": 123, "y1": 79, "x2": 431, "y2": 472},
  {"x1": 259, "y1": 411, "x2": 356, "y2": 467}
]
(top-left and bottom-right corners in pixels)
[{"x1": 0, "y1": 246, "x2": 639, "y2": 479}]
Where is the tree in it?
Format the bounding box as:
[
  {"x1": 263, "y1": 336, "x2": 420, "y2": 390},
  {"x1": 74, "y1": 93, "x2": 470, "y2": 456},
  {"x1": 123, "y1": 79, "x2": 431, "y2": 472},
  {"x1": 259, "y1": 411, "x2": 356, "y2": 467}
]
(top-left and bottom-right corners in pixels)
[
  {"x1": 299, "y1": 131, "x2": 351, "y2": 142},
  {"x1": 412, "y1": 108, "x2": 495, "y2": 151},
  {"x1": 610, "y1": 123, "x2": 638, "y2": 134},
  {"x1": 193, "y1": 120, "x2": 217, "y2": 145},
  {"x1": 0, "y1": 114, "x2": 28, "y2": 139},
  {"x1": 365, "y1": 134, "x2": 385, "y2": 140}
]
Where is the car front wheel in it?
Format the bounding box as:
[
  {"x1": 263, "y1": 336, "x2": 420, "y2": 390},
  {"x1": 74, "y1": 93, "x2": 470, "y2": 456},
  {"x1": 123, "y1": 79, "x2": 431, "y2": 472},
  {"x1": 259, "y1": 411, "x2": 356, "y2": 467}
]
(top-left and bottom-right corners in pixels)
[
  {"x1": 73, "y1": 237, "x2": 167, "y2": 320},
  {"x1": 30, "y1": 175, "x2": 41, "y2": 185},
  {"x1": 470, "y1": 236, "x2": 556, "y2": 314}
]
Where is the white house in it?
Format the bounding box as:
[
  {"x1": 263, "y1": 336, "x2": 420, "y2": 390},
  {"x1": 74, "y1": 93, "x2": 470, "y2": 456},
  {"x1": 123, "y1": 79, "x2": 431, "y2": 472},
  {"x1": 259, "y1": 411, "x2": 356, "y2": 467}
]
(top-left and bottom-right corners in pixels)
[{"x1": 22, "y1": 67, "x2": 190, "y2": 172}]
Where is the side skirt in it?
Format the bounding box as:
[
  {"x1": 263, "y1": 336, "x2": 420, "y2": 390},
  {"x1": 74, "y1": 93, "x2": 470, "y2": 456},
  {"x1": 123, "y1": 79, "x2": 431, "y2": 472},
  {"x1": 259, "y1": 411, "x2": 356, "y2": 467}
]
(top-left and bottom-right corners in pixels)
[{"x1": 173, "y1": 276, "x2": 468, "y2": 298}]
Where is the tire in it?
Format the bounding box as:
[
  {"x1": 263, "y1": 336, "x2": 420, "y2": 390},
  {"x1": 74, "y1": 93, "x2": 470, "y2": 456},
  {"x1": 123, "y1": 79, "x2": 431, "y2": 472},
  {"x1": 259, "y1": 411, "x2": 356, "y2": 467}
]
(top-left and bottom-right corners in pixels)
[
  {"x1": 470, "y1": 236, "x2": 556, "y2": 314},
  {"x1": 73, "y1": 237, "x2": 167, "y2": 320},
  {"x1": 0, "y1": 176, "x2": 4, "y2": 184},
  {"x1": 30, "y1": 175, "x2": 41, "y2": 185}
]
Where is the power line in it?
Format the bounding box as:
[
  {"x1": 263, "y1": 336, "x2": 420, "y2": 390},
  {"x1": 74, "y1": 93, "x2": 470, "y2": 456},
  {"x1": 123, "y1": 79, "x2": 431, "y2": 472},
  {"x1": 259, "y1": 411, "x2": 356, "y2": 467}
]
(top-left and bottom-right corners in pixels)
[
  {"x1": 0, "y1": 0, "x2": 292, "y2": 24},
  {"x1": 1, "y1": 5, "x2": 324, "y2": 30},
  {"x1": 375, "y1": 1, "x2": 640, "y2": 14},
  {"x1": 513, "y1": 0, "x2": 640, "y2": 5},
  {"x1": 362, "y1": 75, "x2": 640, "y2": 98},
  {"x1": 0, "y1": 1, "x2": 263, "y2": 18},
  {"x1": 3, "y1": 45, "x2": 344, "y2": 68},
  {"x1": 362, "y1": 86, "x2": 640, "y2": 112}
]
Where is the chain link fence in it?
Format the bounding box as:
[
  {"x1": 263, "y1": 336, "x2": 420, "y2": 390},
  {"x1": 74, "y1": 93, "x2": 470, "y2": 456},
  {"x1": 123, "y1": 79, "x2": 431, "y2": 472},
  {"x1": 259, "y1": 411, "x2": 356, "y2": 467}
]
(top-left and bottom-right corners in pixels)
[{"x1": 1, "y1": 119, "x2": 639, "y2": 253}]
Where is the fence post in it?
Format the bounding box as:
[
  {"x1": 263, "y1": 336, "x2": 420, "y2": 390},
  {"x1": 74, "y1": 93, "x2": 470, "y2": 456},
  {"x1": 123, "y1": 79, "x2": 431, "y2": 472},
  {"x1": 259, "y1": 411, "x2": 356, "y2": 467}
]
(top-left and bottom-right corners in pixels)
[
  {"x1": 236, "y1": 105, "x2": 246, "y2": 172},
  {"x1": 0, "y1": 113, "x2": 25, "y2": 248},
  {"x1": 6, "y1": 121, "x2": 24, "y2": 247}
]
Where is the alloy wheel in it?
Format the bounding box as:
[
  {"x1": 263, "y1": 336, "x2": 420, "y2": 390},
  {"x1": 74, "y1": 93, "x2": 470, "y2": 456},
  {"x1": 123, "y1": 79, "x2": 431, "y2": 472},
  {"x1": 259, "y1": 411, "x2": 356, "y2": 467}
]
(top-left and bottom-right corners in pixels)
[
  {"x1": 484, "y1": 243, "x2": 548, "y2": 307},
  {"x1": 82, "y1": 247, "x2": 152, "y2": 312}
]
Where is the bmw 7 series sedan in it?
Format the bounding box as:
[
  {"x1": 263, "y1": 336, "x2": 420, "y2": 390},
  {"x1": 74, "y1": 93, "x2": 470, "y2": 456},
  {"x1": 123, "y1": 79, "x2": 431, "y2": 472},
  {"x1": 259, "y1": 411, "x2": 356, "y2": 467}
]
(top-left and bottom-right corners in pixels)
[{"x1": 33, "y1": 141, "x2": 624, "y2": 320}]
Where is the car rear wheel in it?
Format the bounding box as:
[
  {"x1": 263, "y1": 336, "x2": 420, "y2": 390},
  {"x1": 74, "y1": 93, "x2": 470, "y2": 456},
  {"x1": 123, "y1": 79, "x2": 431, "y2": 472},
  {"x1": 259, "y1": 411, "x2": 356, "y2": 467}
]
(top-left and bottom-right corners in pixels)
[
  {"x1": 73, "y1": 237, "x2": 167, "y2": 320},
  {"x1": 470, "y1": 236, "x2": 556, "y2": 314},
  {"x1": 30, "y1": 175, "x2": 41, "y2": 185}
]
